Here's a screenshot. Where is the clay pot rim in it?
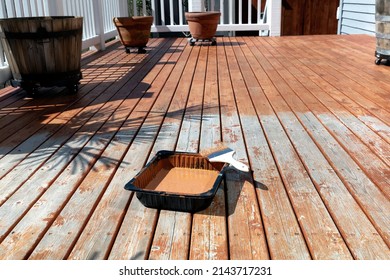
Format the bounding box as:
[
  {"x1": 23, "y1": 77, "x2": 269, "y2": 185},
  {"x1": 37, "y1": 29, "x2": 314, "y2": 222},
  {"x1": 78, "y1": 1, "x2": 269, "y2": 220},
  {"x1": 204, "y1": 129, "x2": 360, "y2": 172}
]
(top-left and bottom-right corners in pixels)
[
  {"x1": 113, "y1": 16, "x2": 153, "y2": 22},
  {"x1": 113, "y1": 16, "x2": 154, "y2": 26},
  {"x1": 114, "y1": 16, "x2": 154, "y2": 20},
  {"x1": 185, "y1": 12, "x2": 221, "y2": 22},
  {"x1": 185, "y1": 11, "x2": 221, "y2": 16}
]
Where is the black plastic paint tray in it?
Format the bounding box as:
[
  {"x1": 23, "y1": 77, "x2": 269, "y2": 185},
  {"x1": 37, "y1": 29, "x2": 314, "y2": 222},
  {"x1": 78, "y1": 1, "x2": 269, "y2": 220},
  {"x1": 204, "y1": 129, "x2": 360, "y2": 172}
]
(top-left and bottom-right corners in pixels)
[{"x1": 124, "y1": 150, "x2": 227, "y2": 213}]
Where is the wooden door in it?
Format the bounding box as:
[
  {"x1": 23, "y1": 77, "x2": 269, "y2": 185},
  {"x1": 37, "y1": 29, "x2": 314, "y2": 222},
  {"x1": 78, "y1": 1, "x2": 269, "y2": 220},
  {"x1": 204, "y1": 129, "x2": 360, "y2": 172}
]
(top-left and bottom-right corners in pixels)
[{"x1": 282, "y1": 0, "x2": 339, "y2": 36}]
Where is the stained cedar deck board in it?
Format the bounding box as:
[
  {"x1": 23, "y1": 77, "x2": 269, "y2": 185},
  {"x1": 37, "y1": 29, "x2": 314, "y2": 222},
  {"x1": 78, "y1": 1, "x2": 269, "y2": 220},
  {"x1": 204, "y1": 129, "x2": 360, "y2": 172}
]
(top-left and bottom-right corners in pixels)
[
  {"x1": 265, "y1": 37, "x2": 390, "y2": 198},
  {"x1": 256, "y1": 37, "x2": 390, "y2": 247},
  {"x1": 0, "y1": 90, "x2": 69, "y2": 141},
  {"x1": 27, "y1": 39, "x2": 180, "y2": 260},
  {"x1": 68, "y1": 38, "x2": 188, "y2": 260},
  {"x1": 0, "y1": 47, "x2": 132, "y2": 177},
  {"x1": 177, "y1": 45, "x2": 228, "y2": 260},
  {"x1": 282, "y1": 38, "x2": 390, "y2": 163},
  {"x1": 0, "y1": 42, "x2": 116, "y2": 124},
  {"x1": 257, "y1": 37, "x2": 390, "y2": 183},
  {"x1": 189, "y1": 45, "x2": 228, "y2": 260},
  {"x1": 293, "y1": 41, "x2": 390, "y2": 125},
  {"x1": 230, "y1": 38, "x2": 312, "y2": 260},
  {"x1": 287, "y1": 37, "x2": 390, "y2": 108},
  {"x1": 0, "y1": 97, "x2": 37, "y2": 121},
  {"x1": 0, "y1": 39, "x2": 174, "y2": 259},
  {"x1": 106, "y1": 39, "x2": 197, "y2": 260},
  {"x1": 154, "y1": 44, "x2": 205, "y2": 260},
  {"x1": 219, "y1": 38, "x2": 269, "y2": 260},
  {"x1": 272, "y1": 38, "x2": 390, "y2": 158},
  {"x1": 0, "y1": 39, "x2": 167, "y2": 205},
  {"x1": 284, "y1": 41, "x2": 387, "y2": 119},
  {"x1": 231, "y1": 37, "x2": 352, "y2": 259},
  {"x1": 69, "y1": 38, "x2": 189, "y2": 260},
  {"x1": 0, "y1": 41, "x2": 129, "y2": 149},
  {"x1": 244, "y1": 37, "x2": 389, "y2": 258},
  {"x1": 0, "y1": 86, "x2": 21, "y2": 101},
  {"x1": 315, "y1": 36, "x2": 390, "y2": 102},
  {"x1": 0, "y1": 54, "x2": 132, "y2": 203},
  {"x1": 0, "y1": 35, "x2": 389, "y2": 260},
  {"x1": 275, "y1": 49, "x2": 390, "y2": 198},
  {"x1": 161, "y1": 44, "x2": 209, "y2": 258},
  {"x1": 147, "y1": 45, "x2": 200, "y2": 260}
]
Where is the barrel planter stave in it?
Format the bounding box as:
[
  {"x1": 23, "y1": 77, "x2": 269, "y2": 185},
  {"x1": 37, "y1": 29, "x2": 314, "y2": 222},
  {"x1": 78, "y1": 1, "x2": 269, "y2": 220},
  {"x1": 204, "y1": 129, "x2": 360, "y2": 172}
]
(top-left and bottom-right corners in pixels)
[
  {"x1": 0, "y1": 16, "x2": 83, "y2": 94},
  {"x1": 375, "y1": 0, "x2": 390, "y2": 65}
]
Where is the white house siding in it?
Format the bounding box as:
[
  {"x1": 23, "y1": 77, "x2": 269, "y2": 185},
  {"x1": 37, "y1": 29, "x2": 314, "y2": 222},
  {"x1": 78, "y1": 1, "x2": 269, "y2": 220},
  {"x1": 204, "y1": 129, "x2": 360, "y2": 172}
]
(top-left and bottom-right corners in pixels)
[{"x1": 338, "y1": 0, "x2": 376, "y2": 35}]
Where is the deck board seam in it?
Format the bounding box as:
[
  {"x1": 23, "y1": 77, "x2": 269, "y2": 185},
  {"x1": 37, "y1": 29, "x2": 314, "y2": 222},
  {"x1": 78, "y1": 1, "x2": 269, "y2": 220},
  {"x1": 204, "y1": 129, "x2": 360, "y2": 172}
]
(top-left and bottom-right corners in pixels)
[{"x1": 253, "y1": 37, "x2": 390, "y2": 251}]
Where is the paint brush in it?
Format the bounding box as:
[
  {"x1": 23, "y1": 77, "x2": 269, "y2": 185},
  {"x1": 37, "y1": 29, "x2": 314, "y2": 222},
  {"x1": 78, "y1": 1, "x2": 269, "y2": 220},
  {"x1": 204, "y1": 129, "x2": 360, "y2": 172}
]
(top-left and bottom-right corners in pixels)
[{"x1": 200, "y1": 143, "x2": 250, "y2": 172}]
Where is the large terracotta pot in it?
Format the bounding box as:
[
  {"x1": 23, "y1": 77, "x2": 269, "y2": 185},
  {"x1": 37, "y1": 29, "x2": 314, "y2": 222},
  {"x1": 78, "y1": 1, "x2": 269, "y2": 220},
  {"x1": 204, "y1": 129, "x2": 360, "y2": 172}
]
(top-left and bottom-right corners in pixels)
[
  {"x1": 185, "y1": 12, "x2": 221, "y2": 46},
  {"x1": 113, "y1": 16, "x2": 153, "y2": 53}
]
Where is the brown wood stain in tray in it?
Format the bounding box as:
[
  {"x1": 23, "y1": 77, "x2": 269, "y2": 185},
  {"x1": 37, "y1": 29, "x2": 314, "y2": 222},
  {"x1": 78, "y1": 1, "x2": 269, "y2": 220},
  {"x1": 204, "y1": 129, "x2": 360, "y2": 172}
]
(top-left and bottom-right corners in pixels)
[
  {"x1": 133, "y1": 154, "x2": 224, "y2": 196},
  {"x1": 144, "y1": 167, "x2": 219, "y2": 195}
]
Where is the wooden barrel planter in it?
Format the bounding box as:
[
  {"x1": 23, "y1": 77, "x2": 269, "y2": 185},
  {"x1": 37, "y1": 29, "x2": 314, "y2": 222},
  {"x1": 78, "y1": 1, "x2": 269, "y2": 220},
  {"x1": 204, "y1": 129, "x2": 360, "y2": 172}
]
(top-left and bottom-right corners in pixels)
[
  {"x1": 185, "y1": 12, "x2": 221, "y2": 46},
  {"x1": 375, "y1": 0, "x2": 390, "y2": 65},
  {"x1": 0, "y1": 16, "x2": 83, "y2": 94},
  {"x1": 113, "y1": 16, "x2": 153, "y2": 54}
]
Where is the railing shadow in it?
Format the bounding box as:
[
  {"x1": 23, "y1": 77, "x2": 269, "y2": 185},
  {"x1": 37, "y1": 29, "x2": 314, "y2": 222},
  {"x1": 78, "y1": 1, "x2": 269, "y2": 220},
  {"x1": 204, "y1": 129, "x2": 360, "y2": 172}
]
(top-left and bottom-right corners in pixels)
[{"x1": 0, "y1": 38, "x2": 182, "y2": 176}]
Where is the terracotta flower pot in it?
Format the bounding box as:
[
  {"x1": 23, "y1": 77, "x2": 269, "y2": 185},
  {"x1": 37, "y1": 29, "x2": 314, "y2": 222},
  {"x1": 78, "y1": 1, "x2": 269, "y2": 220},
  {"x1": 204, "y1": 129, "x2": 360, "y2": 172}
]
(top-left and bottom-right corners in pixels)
[
  {"x1": 185, "y1": 12, "x2": 221, "y2": 46},
  {"x1": 113, "y1": 16, "x2": 153, "y2": 53}
]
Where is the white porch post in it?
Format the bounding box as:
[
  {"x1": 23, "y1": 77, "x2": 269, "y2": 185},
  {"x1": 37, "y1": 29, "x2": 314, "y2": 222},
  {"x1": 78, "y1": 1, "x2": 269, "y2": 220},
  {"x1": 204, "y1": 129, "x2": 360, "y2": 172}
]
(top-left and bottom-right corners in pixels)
[
  {"x1": 45, "y1": 0, "x2": 64, "y2": 16},
  {"x1": 120, "y1": 0, "x2": 129, "y2": 17},
  {"x1": 93, "y1": 0, "x2": 106, "y2": 51},
  {"x1": 189, "y1": 0, "x2": 205, "y2": 12},
  {"x1": 267, "y1": 0, "x2": 281, "y2": 36},
  {"x1": 0, "y1": 0, "x2": 8, "y2": 18},
  {"x1": 337, "y1": 0, "x2": 344, "y2": 35}
]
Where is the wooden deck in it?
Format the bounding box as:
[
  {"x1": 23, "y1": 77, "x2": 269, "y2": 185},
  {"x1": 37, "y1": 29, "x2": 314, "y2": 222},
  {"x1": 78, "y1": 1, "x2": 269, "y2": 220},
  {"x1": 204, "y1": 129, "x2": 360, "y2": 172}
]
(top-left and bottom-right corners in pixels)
[{"x1": 0, "y1": 34, "x2": 389, "y2": 260}]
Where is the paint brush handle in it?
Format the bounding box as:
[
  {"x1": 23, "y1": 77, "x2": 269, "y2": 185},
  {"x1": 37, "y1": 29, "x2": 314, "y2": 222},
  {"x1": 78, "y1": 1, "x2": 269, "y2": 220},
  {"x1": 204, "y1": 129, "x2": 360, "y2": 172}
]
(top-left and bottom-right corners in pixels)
[{"x1": 227, "y1": 157, "x2": 250, "y2": 172}]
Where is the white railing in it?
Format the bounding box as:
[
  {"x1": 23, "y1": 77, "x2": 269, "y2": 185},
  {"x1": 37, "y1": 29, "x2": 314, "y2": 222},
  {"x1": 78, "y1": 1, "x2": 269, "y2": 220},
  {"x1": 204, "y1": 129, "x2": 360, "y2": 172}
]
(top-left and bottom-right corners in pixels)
[
  {"x1": 0, "y1": 0, "x2": 281, "y2": 84},
  {"x1": 0, "y1": 0, "x2": 279, "y2": 47},
  {"x1": 132, "y1": 0, "x2": 272, "y2": 34},
  {"x1": 0, "y1": 0, "x2": 128, "y2": 50},
  {"x1": 0, "y1": 0, "x2": 128, "y2": 83}
]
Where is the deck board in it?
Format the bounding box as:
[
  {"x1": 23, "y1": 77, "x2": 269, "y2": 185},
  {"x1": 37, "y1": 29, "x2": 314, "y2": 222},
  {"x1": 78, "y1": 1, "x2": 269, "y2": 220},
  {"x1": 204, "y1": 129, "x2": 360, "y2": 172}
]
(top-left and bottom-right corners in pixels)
[
  {"x1": 0, "y1": 35, "x2": 389, "y2": 260},
  {"x1": 189, "y1": 44, "x2": 228, "y2": 261},
  {"x1": 219, "y1": 37, "x2": 269, "y2": 260},
  {"x1": 238, "y1": 37, "x2": 352, "y2": 259},
  {"x1": 109, "y1": 38, "x2": 197, "y2": 260},
  {"x1": 68, "y1": 38, "x2": 185, "y2": 260},
  {"x1": 251, "y1": 36, "x2": 390, "y2": 254}
]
